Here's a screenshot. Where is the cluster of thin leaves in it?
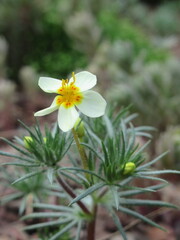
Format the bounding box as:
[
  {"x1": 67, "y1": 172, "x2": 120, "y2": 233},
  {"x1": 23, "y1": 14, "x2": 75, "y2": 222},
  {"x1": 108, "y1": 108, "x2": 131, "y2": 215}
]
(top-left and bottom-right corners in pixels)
[
  {"x1": 0, "y1": 108, "x2": 180, "y2": 240},
  {"x1": 1, "y1": 120, "x2": 73, "y2": 185}
]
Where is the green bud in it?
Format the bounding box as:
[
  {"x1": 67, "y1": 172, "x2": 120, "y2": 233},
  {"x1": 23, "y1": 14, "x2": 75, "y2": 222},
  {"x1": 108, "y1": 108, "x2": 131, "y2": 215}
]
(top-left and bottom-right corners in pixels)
[
  {"x1": 24, "y1": 136, "x2": 33, "y2": 149},
  {"x1": 74, "y1": 118, "x2": 85, "y2": 138},
  {"x1": 123, "y1": 162, "x2": 136, "y2": 175},
  {"x1": 24, "y1": 136, "x2": 46, "y2": 149}
]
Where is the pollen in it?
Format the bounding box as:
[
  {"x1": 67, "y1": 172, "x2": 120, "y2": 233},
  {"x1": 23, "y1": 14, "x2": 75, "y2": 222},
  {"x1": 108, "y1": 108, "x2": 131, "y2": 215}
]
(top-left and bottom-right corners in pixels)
[{"x1": 56, "y1": 76, "x2": 83, "y2": 108}]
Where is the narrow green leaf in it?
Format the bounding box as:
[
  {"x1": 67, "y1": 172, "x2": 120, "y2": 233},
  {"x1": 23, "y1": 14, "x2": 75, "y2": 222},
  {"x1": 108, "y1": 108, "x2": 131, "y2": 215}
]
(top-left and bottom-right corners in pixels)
[
  {"x1": 1, "y1": 192, "x2": 24, "y2": 204},
  {"x1": 86, "y1": 128, "x2": 101, "y2": 145},
  {"x1": 139, "y1": 170, "x2": 180, "y2": 175},
  {"x1": 120, "y1": 176, "x2": 133, "y2": 186},
  {"x1": 111, "y1": 187, "x2": 119, "y2": 210},
  {"x1": 22, "y1": 212, "x2": 70, "y2": 220},
  {"x1": 117, "y1": 185, "x2": 156, "y2": 193},
  {"x1": 2, "y1": 162, "x2": 39, "y2": 167},
  {"x1": 101, "y1": 141, "x2": 109, "y2": 164},
  {"x1": 135, "y1": 175, "x2": 168, "y2": 183},
  {"x1": 133, "y1": 140, "x2": 151, "y2": 157},
  {"x1": 47, "y1": 168, "x2": 54, "y2": 184},
  {"x1": 118, "y1": 206, "x2": 166, "y2": 231},
  {"x1": 60, "y1": 170, "x2": 83, "y2": 185},
  {"x1": 126, "y1": 127, "x2": 136, "y2": 154},
  {"x1": 12, "y1": 170, "x2": 45, "y2": 185},
  {"x1": 69, "y1": 182, "x2": 105, "y2": 206},
  {"x1": 103, "y1": 115, "x2": 114, "y2": 138},
  {"x1": 112, "y1": 106, "x2": 130, "y2": 125},
  {"x1": 23, "y1": 218, "x2": 71, "y2": 230},
  {"x1": 59, "y1": 167, "x2": 106, "y2": 182},
  {"x1": 19, "y1": 196, "x2": 27, "y2": 215},
  {"x1": 137, "y1": 151, "x2": 168, "y2": 170},
  {"x1": 75, "y1": 221, "x2": 82, "y2": 240},
  {"x1": 120, "y1": 184, "x2": 167, "y2": 197},
  {"x1": 49, "y1": 220, "x2": 77, "y2": 240},
  {"x1": 0, "y1": 137, "x2": 32, "y2": 157},
  {"x1": 135, "y1": 132, "x2": 152, "y2": 138},
  {"x1": 33, "y1": 203, "x2": 73, "y2": 212},
  {"x1": 135, "y1": 126, "x2": 156, "y2": 132},
  {"x1": 124, "y1": 113, "x2": 138, "y2": 124},
  {"x1": 119, "y1": 198, "x2": 177, "y2": 208},
  {"x1": 0, "y1": 151, "x2": 34, "y2": 163},
  {"x1": 18, "y1": 120, "x2": 39, "y2": 142},
  {"x1": 81, "y1": 143, "x2": 104, "y2": 162},
  {"x1": 111, "y1": 210, "x2": 127, "y2": 240}
]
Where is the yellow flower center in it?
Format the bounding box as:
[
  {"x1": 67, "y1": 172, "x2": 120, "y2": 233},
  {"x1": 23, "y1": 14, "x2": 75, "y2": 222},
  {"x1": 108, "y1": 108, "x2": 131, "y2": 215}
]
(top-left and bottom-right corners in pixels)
[{"x1": 56, "y1": 72, "x2": 83, "y2": 108}]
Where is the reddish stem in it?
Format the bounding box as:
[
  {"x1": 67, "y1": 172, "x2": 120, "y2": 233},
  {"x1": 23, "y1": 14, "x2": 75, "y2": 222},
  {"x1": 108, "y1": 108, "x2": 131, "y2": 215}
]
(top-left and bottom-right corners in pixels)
[
  {"x1": 87, "y1": 205, "x2": 97, "y2": 240},
  {"x1": 56, "y1": 174, "x2": 91, "y2": 215}
]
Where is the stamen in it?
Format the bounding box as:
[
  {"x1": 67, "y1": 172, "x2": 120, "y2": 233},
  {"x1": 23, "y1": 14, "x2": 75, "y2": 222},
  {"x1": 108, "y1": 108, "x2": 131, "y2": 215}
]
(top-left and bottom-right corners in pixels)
[
  {"x1": 72, "y1": 72, "x2": 76, "y2": 84},
  {"x1": 62, "y1": 79, "x2": 66, "y2": 88},
  {"x1": 57, "y1": 73, "x2": 83, "y2": 109}
]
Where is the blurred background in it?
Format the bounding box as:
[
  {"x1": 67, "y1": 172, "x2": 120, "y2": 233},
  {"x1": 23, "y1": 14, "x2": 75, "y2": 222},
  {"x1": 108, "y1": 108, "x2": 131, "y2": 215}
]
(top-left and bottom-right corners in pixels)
[{"x1": 0, "y1": 0, "x2": 180, "y2": 239}]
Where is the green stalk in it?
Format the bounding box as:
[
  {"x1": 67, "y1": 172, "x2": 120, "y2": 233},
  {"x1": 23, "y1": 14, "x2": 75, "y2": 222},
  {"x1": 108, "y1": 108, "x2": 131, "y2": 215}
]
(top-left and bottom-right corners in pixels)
[{"x1": 72, "y1": 128, "x2": 90, "y2": 181}]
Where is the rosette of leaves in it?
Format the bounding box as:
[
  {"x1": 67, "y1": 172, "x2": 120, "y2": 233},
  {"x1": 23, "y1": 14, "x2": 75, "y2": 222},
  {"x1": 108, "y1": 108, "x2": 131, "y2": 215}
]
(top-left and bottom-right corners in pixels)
[{"x1": 0, "y1": 121, "x2": 73, "y2": 185}]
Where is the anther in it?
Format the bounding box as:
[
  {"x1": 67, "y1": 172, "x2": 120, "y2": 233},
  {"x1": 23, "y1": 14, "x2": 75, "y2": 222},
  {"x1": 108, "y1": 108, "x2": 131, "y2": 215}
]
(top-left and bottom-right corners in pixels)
[{"x1": 72, "y1": 72, "x2": 76, "y2": 84}]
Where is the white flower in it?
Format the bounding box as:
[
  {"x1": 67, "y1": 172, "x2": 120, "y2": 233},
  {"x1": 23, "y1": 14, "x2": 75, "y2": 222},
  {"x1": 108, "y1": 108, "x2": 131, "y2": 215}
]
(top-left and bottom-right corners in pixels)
[{"x1": 34, "y1": 71, "x2": 106, "y2": 132}]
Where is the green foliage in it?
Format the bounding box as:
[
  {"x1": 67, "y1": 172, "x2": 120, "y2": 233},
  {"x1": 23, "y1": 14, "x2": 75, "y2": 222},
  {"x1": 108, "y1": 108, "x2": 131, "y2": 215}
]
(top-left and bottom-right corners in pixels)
[
  {"x1": 37, "y1": 224, "x2": 72, "y2": 240},
  {"x1": 98, "y1": 11, "x2": 168, "y2": 62},
  {"x1": 26, "y1": 16, "x2": 87, "y2": 77},
  {"x1": 107, "y1": 57, "x2": 180, "y2": 129},
  {"x1": 147, "y1": 2, "x2": 180, "y2": 36},
  {"x1": 19, "y1": 121, "x2": 73, "y2": 168},
  {"x1": 1, "y1": 107, "x2": 180, "y2": 239},
  {"x1": 0, "y1": 0, "x2": 87, "y2": 80},
  {"x1": 156, "y1": 126, "x2": 180, "y2": 170},
  {"x1": 0, "y1": 168, "x2": 48, "y2": 215},
  {"x1": 1, "y1": 1, "x2": 180, "y2": 237},
  {"x1": 0, "y1": 121, "x2": 73, "y2": 186},
  {"x1": 117, "y1": 0, "x2": 180, "y2": 36}
]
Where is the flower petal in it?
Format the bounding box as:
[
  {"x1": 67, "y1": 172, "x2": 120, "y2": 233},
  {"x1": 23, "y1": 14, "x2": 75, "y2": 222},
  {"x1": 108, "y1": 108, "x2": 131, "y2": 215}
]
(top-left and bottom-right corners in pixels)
[
  {"x1": 38, "y1": 77, "x2": 62, "y2": 93},
  {"x1": 69, "y1": 71, "x2": 97, "y2": 92},
  {"x1": 34, "y1": 96, "x2": 59, "y2": 116},
  {"x1": 58, "y1": 105, "x2": 79, "y2": 132},
  {"x1": 76, "y1": 90, "x2": 106, "y2": 117}
]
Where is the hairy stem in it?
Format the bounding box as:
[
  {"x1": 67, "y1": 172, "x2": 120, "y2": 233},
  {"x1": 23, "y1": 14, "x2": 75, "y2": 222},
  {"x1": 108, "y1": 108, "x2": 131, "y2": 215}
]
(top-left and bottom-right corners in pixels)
[
  {"x1": 56, "y1": 174, "x2": 91, "y2": 215},
  {"x1": 72, "y1": 128, "x2": 90, "y2": 181}
]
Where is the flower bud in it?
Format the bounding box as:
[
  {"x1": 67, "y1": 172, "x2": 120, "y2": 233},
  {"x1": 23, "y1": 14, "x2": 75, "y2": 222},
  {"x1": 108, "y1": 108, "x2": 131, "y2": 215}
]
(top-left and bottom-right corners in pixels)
[
  {"x1": 123, "y1": 162, "x2": 136, "y2": 175},
  {"x1": 24, "y1": 136, "x2": 33, "y2": 149},
  {"x1": 74, "y1": 118, "x2": 85, "y2": 138},
  {"x1": 24, "y1": 136, "x2": 46, "y2": 149}
]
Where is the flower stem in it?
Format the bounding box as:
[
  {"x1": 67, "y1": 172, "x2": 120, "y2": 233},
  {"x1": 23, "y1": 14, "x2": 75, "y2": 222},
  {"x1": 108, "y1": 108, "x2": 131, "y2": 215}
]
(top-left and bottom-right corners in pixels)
[
  {"x1": 72, "y1": 127, "x2": 90, "y2": 181},
  {"x1": 56, "y1": 174, "x2": 91, "y2": 215}
]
